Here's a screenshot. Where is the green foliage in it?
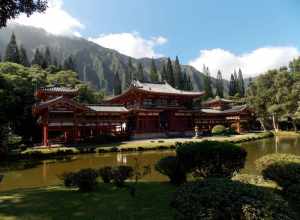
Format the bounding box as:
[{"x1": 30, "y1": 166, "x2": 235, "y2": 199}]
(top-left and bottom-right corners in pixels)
[
  {"x1": 47, "y1": 70, "x2": 79, "y2": 87},
  {"x1": 171, "y1": 178, "x2": 296, "y2": 220},
  {"x1": 150, "y1": 58, "x2": 159, "y2": 82},
  {"x1": 72, "y1": 169, "x2": 98, "y2": 192},
  {"x1": 31, "y1": 48, "x2": 44, "y2": 66},
  {"x1": 211, "y1": 124, "x2": 226, "y2": 135},
  {"x1": 60, "y1": 172, "x2": 76, "y2": 187},
  {"x1": 238, "y1": 68, "x2": 245, "y2": 97},
  {"x1": 19, "y1": 45, "x2": 29, "y2": 67},
  {"x1": 203, "y1": 65, "x2": 213, "y2": 99},
  {"x1": 256, "y1": 154, "x2": 300, "y2": 188},
  {"x1": 155, "y1": 156, "x2": 186, "y2": 185},
  {"x1": 215, "y1": 70, "x2": 224, "y2": 97},
  {"x1": 4, "y1": 33, "x2": 20, "y2": 64},
  {"x1": 176, "y1": 141, "x2": 247, "y2": 178},
  {"x1": 174, "y1": 56, "x2": 183, "y2": 89},
  {"x1": 136, "y1": 63, "x2": 144, "y2": 81},
  {"x1": 0, "y1": 0, "x2": 47, "y2": 28},
  {"x1": 111, "y1": 165, "x2": 134, "y2": 187},
  {"x1": 166, "y1": 58, "x2": 175, "y2": 87},
  {"x1": 98, "y1": 166, "x2": 113, "y2": 183},
  {"x1": 160, "y1": 63, "x2": 167, "y2": 82},
  {"x1": 76, "y1": 84, "x2": 104, "y2": 104}
]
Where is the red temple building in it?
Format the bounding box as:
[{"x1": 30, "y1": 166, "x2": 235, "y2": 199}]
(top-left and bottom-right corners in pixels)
[{"x1": 33, "y1": 81, "x2": 254, "y2": 146}]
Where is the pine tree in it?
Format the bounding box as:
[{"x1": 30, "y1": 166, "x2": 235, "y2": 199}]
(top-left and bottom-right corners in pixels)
[
  {"x1": 43, "y1": 47, "x2": 52, "y2": 68},
  {"x1": 166, "y1": 58, "x2": 175, "y2": 87},
  {"x1": 63, "y1": 56, "x2": 75, "y2": 71},
  {"x1": 186, "y1": 75, "x2": 193, "y2": 91},
  {"x1": 113, "y1": 71, "x2": 122, "y2": 95},
  {"x1": 150, "y1": 58, "x2": 159, "y2": 82},
  {"x1": 124, "y1": 58, "x2": 134, "y2": 89},
  {"x1": 4, "y1": 33, "x2": 20, "y2": 63},
  {"x1": 182, "y1": 72, "x2": 188, "y2": 90},
  {"x1": 215, "y1": 70, "x2": 224, "y2": 98},
  {"x1": 137, "y1": 63, "x2": 144, "y2": 81},
  {"x1": 174, "y1": 56, "x2": 183, "y2": 89},
  {"x1": 19, "y1": 45, "x2": 29, "y2": 67},
  {"x1": 238, "y1": 68, "x2": 245, "y2": 97},
  {"x1": 229, "y1": 74, "x2": 236, "y2": 96},
  {"x1": 233, "y1": 70, "x2": 239, "y2": 95},
  {"x1": 160, "y1": 63, "x2": 167, "y2": 82},
  {"x1": 203, "y1": 67, "x2": 213, "y2": 98},
  {"x1": 31, "y1": 49, "x2": 44, "y2": 66}
]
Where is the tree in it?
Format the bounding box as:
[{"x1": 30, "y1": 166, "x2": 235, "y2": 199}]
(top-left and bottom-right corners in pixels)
[
  {"x1": 215, "y1": 70, "x2": 224, "y2": 98},
  {"x1": 186, "y1": 74, "x2": 193, "y2": 91},
  {"x1": 166, "y1": 58, "x2": 175, "y2": 87},
  {"x1": 174, "y1": 56, "x2": 183, "y2": 89},
  {"x1": 43, "y1": 47, "x2": 52, "y2": 69},
  {"x1": 31, "y1": 48, "x2": 44, "y2": 66},
  {"x1": 238, "y1": 68, "x2": 245, "y2": 97},
  {"x1": 0, "y1": 0, "x2": 47, "y2": 28},
  {"x1": 63, "y1": 56, "x2": 75, "y2": 71},
  {"x1": 203, "y1": 66, "x2": 213, "y2": 98},
  {"x1": 124, "y1": 57, "x2": 134, "y2": 89},
  {"x1": 150, "y1": 58, "x2": 159, "y2": 82},
  {"x1": 19, "y1": 45, "x2": 30, "y2": 67},
  {"x1": 136, "y1": 63, "x2": 144, "y2": 82},
  {"x1": 160, "y1": 63, "x2": 167, "y2": 82},
  {"x1": 113, "y1": 71, "x2": 122, "y2": 95},
  {"x1": 4, "y1": 33, "x2": 20, "y2": 63},
  {"x1": 229, "y1": 74, "x2": 236, "y2": 96}
]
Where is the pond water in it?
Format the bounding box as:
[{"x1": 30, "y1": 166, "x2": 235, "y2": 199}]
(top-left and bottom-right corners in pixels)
[{"x1": 1, "y1": 136, "x2": 300, "y2": 191}]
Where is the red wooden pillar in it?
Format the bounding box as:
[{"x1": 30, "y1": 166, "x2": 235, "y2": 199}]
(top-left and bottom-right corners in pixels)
[
  {"x1": 237, "y1": 121, "x2": 241, "y2": 133},
  {"x1": 64, "y1": 131, "x2": 68, "y2": 143},
  {"x1": 43, "y1": 125, "x2": 49, "y2": 146}
]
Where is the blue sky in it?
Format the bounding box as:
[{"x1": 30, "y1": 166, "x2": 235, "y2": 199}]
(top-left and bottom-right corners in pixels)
[{"x1": 13, "y1": 0, "x2": 300, "y2": 78}]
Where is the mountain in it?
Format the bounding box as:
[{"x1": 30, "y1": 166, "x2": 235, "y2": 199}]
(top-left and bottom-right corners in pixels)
[{"x1": 0, "y1": 24, "x2": 228, "y2": 94}]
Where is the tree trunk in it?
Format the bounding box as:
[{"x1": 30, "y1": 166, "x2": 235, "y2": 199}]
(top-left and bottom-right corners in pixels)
[
  {"x1": 272, "y1": 114, "x2": 279, "y2": 132},
  {"x1": 258, "y1": 118, "x2": 266, "y2": 131}
]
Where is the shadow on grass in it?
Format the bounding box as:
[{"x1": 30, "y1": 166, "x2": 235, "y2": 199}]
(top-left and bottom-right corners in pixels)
[{"x1": 0, "y1": 182, "x2": 176, "y2": 220}]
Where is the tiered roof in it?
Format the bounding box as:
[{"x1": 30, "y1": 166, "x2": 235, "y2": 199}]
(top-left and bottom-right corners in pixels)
[{"x1": 201, "y1": 105, "x2": 248, "y2": 115}]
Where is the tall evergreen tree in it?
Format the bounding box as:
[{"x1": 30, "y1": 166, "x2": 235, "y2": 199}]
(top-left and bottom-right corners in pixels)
[
  {"x1": 203, "y1": 67, "x2": 213, "y2": 98},
  {"x1": 182, "y1": 72, "x2": 188, "y2": 90},
  {"x1": 160, "y1": 63, "x2": 167, "y2": 82},
  {"x1": 31, "y1": 48, "x2": 44, "y2": 66},
  {"x1": 238, "y1": 68, "x2": 245, "y2": 97},
  {"x1": 137, "y1": 63, "x2": 144, "y2": 81},
  {"x1": 43, "y1": 47, "x2": 52, "y2": 68},
  {"x1": 113, "y1": 71, "x2": 122, "y2": 95},
  {"x1": 229, "y1": 74, "x2": 236, "y2": 96},
  {"x1": 233, "y1": 69, "x2": 239, "y2": 95},
  {"x1": 166, "y1": 58, "x2": 175, "y2": 87},
  {"x1": 215, "y1": 70, "x2": 224, "y2": 98},
  {"x1": 124, "y1": 57, "x2": 134, "y2": 89},
  {"x1": 174, "y1": 56, "x2": 183, "y2": 89},
  {"x1": 187, "y1": 75, "x2": 193, "y2": 91},
  {"x1": 150, "y1": 58, "x2": 159, "y2": 82},
  {"x1": 19, "y1": 45, "x2": 29, "y2": 67},
  {"x1": 63, "y1": 56, "x2": 75, "y2": 71},
  {"x1": 4, "y1": 33, "x2": 20, "y2": 63}
]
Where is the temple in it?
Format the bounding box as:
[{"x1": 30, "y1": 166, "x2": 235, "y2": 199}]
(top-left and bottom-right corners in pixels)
[{"x1": 33, "y1": 81, "x2": 254, "y2": 146}]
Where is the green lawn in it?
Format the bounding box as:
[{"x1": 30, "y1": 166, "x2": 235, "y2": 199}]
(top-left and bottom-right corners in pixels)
[{"x1": 0, "y1": 182, "x2": 176, "y2": 220}]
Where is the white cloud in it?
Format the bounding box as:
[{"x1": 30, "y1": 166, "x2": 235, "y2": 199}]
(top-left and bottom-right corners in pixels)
[
  {"x1": 189, "y1": 47, "x2": 300, "y2": 79},
  {"x1": 11, "y1": 0, "x2": 84, "y2": 36},
  {"x1": 88, "y1": 32, "x2": 168, "y2": 58}
]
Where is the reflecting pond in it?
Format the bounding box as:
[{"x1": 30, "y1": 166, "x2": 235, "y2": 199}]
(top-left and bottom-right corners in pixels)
[{"x1": 1, "y1": 136, "x2": 300, "y2": 191}]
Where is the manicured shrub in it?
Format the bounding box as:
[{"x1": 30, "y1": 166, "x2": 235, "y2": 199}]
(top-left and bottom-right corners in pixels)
[
  {"x1": 111, "y1": 165, "x2": 134, "y2": 187},
  {"x1": 211, "y1": 125, "x2": 226, "y2": 135},
  {"x1": 98, "y1": 166, "x2": 113, "y2": 183},
  {"x1": 171, "y1": 178, "x2": 296, "y2": 220},
  {"x1": 256, "y1": 154, "x2": 300, "y2": 188},
  {"x1": 73, "y1": 169, "x2": 98, "y2": 192},
  {"x1": 155, "y1": 156, "x2": 186, "y2": 185},
  {"x1": 176, "y1": 141, "x2": 247, "y2": 178},
  {"x1": 60, "y1": 172, "x2": 76, "y2": 187}
]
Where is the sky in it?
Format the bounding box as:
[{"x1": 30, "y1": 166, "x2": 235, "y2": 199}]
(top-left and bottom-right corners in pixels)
[{"x1": 11, "y1": 0, "x2": 300, "y2": 79}]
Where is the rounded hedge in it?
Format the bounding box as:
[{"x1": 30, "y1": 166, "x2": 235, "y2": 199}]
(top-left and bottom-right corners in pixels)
[
  {"x1": 256, "y1": 154, "x2": 300, "y2": 188},
  {"x1": 212, "y1": 125, "x2": 226, "y2": 135},
  {"x1": 176, "y1": 141, "x2": 247, "y2": 178},
  {"x1": 98, "y1": 166, "x2": 113, "y2": 183},
  {"x1": 171, "y1": 178, "x2": 296, "y2": 220},
  {"x1": 155, "y1": 156, "x2": 186, "y2": 185}
]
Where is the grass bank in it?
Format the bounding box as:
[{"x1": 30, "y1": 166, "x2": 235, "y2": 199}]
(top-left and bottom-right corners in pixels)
[
  {"x1": 20, "y1": 132, "x2": 273, "y2": 158},
  {"x1": 273, "y1": 131, "x2": 300, "y2": 137},
  {"x1": 0, "y1": 182, "x2": 176, "y2": 220}
]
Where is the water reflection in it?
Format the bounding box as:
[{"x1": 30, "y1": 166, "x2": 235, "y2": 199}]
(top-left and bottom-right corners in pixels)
[{"x1": 1, "y1": 136, "x2": 300, "y2": 191}]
